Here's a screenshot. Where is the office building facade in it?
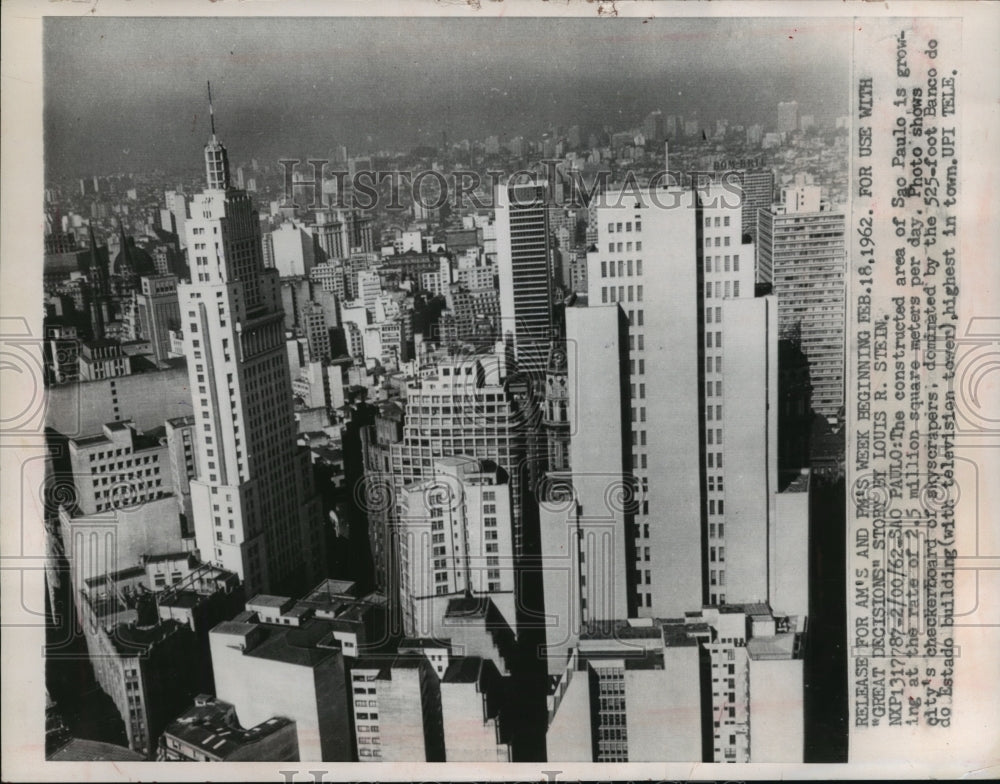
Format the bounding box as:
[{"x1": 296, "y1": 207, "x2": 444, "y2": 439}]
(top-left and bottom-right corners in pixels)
[{"x1": 178, "y1": 106, "x2": 325, "y2": 596}]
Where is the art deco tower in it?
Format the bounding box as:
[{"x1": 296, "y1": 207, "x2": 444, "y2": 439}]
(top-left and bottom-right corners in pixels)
[{"x1": 178, "y1": 85, "x2": 325, "y2": 596}]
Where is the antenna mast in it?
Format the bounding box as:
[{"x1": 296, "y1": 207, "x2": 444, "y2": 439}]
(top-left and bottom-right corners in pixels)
[{"x1": 207, "y1": 81, "x2": 216, "y2": 136}]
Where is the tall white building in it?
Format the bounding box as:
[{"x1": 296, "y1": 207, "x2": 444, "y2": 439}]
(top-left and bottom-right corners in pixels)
[
  {"x1": 178, "y1": 94, "x2": 325, "y2": 596},
  {"x1": 538, "y1": 303, "x2": 631, "y2": 672},
  {"x1": 585, "y1": 182, "x2": 760, "y2": 615}
]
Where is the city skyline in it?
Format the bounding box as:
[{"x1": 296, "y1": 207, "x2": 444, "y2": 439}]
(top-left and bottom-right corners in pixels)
[
  {"x1": 44, "y1": 17, "x2": 851, "y2": 178},
  {"x1": 38, "y1": 13, "x2": 850, "y2": 768}
]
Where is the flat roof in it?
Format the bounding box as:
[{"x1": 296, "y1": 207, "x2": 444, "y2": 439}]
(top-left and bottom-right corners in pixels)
[
  {"x1": 443, "y1": 656, "x2": 482, "y2": 684},
  {"x1": 164, "y1": 700, "x2": 294, "y2": 758},
  {"x1": 399, "y1": 637, "x2": 451, "y2": 650},
  {"x1": 144, "y1": 551, "x2": 195, "y2": 564},
  {"x1": 247, "y1": 620, "x2": 342, "y2": 668},
  {"x1": 580, "y1": 620, "x2": 663, "y2": 641},
  {"x1": 158, "y1": 591, "x2": 201, "y2": 609},
  {"x1": 109, "y1": 619, "x2": 185, "y2": 656},
  {"x1": 445, "y1": 595, "x2": 493, "y2": 618},
  {"x1": 246, "y1": 594, "x2": 292, "y2": 609}
]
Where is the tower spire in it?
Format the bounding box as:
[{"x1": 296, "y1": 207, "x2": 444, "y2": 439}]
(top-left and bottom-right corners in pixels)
[
  {"x1": 117, "y1": 216, "x2": 135, "y2": 280},
  {"x1": 87, "y1": 221, "x2": 107, "y2": 340},
  {"x1": 203, "y1": 81, "x2": 231, "y2": 191},
  {"x1": 207, "y1": 80, "x2": 216, "y2": 137}
]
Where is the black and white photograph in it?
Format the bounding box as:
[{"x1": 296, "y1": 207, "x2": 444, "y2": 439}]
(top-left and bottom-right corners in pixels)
[{"x1": 2, "y1": 2, "x2": 998, "y2": 780}]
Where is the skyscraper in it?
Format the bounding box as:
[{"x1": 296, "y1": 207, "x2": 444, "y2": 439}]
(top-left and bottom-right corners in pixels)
[
  {"x1": 178, "y1": 86, "x2": 325, "y2": 596},
  {"x1": 757, "y1": 187, "x2": 847, "y2": 421},
  {"x1": 496, "y1": 181, "x2": 555, "y2": 377},
  {"x1": 777, "y1": 101, "x2": 799, "y2": 133},
  {"x1": 585, "y1": 181, "x2": 760, "y2": 614}
]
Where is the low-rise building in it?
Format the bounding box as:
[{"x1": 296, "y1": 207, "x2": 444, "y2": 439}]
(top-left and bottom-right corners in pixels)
[{"x1": 158, "y1": 694, "x2": 298, "y2": 761}]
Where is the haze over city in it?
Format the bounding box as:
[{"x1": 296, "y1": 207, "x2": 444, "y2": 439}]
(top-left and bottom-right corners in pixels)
[{"x1": 45, "y1": 16, "x2": 850, "y2": 178}]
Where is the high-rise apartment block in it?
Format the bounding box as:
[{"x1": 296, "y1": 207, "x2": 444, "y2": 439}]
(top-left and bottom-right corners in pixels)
[
  {"x1": 496, "y1": 181, "x2": 555, "y2": 377},
  {"x1": 757, "y1": 186, "x2": 847, "y2": 420},
  {"x1": 177, "y1": 96, "x2": 325, "y2": 596}
]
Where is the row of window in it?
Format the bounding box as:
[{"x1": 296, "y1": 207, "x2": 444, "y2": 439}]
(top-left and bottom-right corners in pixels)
[
  {"x1": 600, "y1": 285, "x2": 644, "y2": 304},
  {"x1": 705, "y1": 280, "x2": 741, "y2": 298},
  {"x1": 607, "y1": 220, "x2": 642, "y2": 233},
  {"x1": 600, "y1": 258, "x2": 643, "y2": 277},
  {"x1": 705, "y1": 216, "x2": 732, "y2": 228},
  {"x1": 705, "y1": 254, "x2": 741, "y2": 273},
  {"x1": 704, "y1": 236, "x2": 732, "y2": 248}
]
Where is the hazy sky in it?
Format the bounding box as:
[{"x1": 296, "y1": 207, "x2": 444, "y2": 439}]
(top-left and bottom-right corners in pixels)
[{"x1": 44, "y1": 16, "x2": 851, "y2": 178}]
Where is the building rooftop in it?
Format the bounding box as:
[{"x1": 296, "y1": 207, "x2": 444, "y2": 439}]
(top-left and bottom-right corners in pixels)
[
  {"x1": 246, "y1": 594, "x2": 292, "y2": 609},
  {"x1": 445, "y1": 595, "x2": 493, "y2": 618},
  {"x1": 158, "y1": 591, "x2": 201, "y2": 609},
  {"x1": 580, "y1": 619, "x2": 665, "y2": 641},
  {"x1": 49, "y1": 738, "x2": 144, "y2": 762},
  {"x1": 442, "y1": 656, "x2": 483, "y2": 684},
  {"x1": 109, "y1": 618, "x2": 187, "y2": 657},
  {"x1": 781, "y1": 469, "x2": 811, "y2": 494},
  {"x1": 143, "y1": 551, "x2": 196, "y2": 565},
  {"x1": 163, "y1": 697, "x2": 294, "y2": 759},
  {"x1": 83, "y1": 565, "x2": 146, "y2": 587},
  {"x1": 399, "y1": 637, "x2": 452, "y2": 651},
  {"x1": 213, "y1": 620, "x2": 257, "y2": 637},
  {"x1": 246, "y1": 620, "x2": 343, "y2": 668},
  {"x1": 747, "y1": 634, "x2": 798, "y2": 661}
]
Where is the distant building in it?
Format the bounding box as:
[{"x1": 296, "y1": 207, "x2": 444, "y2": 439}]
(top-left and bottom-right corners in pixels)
[
  {"x1": 78, "y1": 339, "x2": 130, "y2": 381},
  {"x1": 134, "y1": 275, "x2": 181, "y2": 364},
  {"x1": 777, "y1": 101, "x2": 799, "y2": 133},
  {"x1": 731, "y1": 169, "x2": 775, "y2": 241}
]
